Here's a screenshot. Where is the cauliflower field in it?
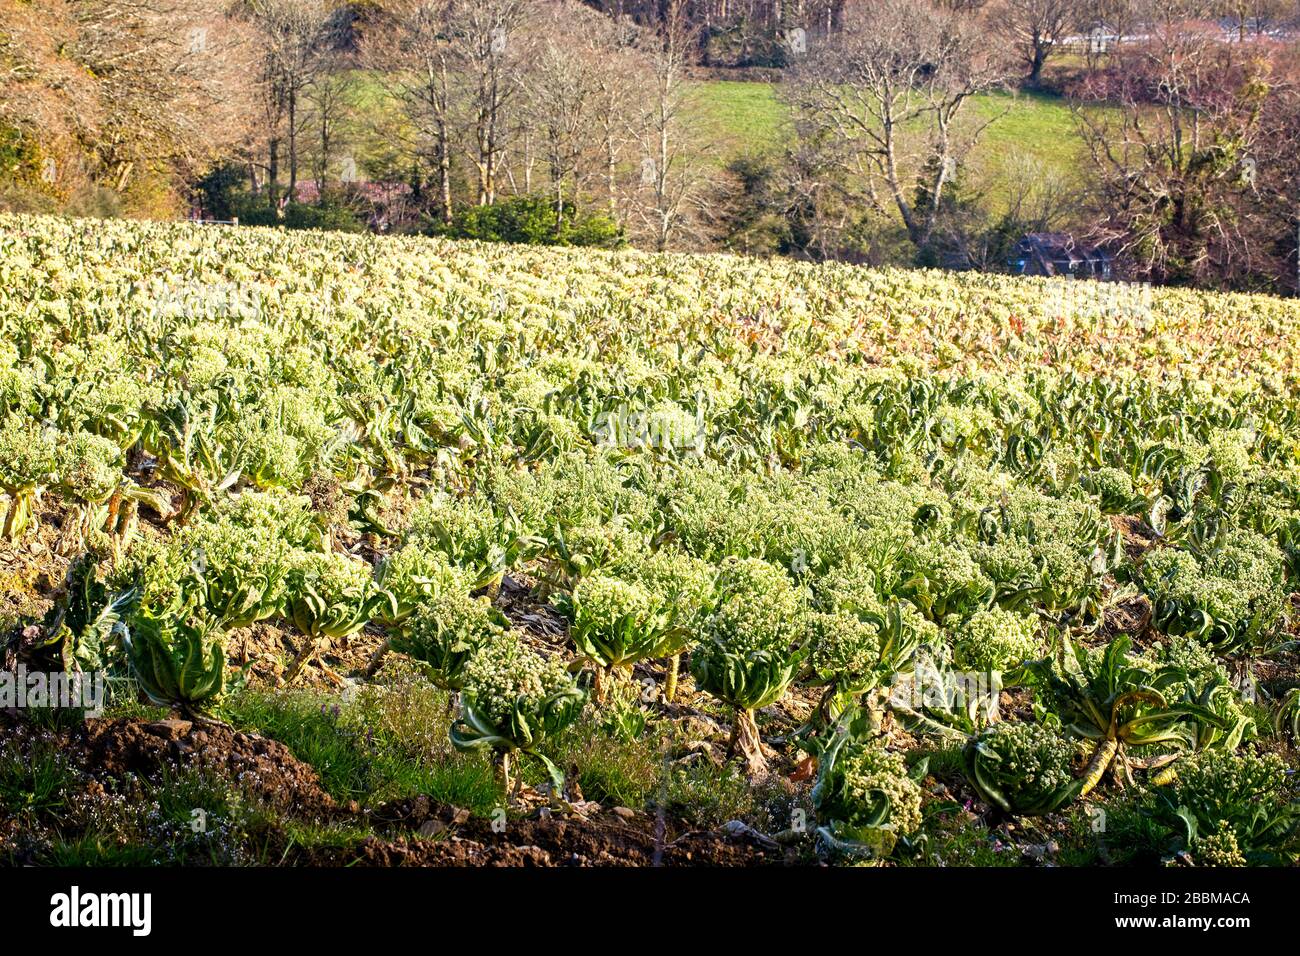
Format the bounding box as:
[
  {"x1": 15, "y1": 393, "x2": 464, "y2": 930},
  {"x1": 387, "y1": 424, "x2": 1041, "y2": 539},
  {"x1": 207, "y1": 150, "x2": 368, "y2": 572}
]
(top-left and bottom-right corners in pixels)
[{"x1": 1, "y1": 213, "x2": 1298, "y2": 867}]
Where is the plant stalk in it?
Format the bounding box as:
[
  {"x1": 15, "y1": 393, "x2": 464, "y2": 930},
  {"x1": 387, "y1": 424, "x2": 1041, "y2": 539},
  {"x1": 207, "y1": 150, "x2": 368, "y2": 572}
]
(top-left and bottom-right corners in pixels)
[{"x1": 1079, "y1": 737, "x2": 1120, "y2": 797}]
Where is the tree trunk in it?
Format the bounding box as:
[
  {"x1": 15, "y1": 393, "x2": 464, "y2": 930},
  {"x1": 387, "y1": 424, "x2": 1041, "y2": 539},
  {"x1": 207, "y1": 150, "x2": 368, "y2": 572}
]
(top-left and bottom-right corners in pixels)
[
  {"x1": 288, "y1": 89, "x2": 299, "y2": 203},
  {"x1": 268, "y1": 137, "x2": 280, "y2": 208},
  {"x1": 657, "y1": 109, "x2": 670, "y2": 251},
  {"x1": 318, "y1": 105, "x2": 330, "y2": 199},
  {"x1": 438, "y1": 127, "x2": 453, "y2": 225},
  {"x1": 606, "y1": 130, "x2": 618, "y2": 220}
]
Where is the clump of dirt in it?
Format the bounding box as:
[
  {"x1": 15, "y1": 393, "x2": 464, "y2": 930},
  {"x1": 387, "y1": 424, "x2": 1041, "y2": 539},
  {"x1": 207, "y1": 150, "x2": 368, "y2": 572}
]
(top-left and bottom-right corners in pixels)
[
  {"x1": 71, "y1": 716, "x2": 338, "y2": 814},
  {"x1": 495, "y1": 572, "x2": 569, "y2": 648},
  {"x1": 1101, "y1": 593, "x2": 1153, "y2": 643}
]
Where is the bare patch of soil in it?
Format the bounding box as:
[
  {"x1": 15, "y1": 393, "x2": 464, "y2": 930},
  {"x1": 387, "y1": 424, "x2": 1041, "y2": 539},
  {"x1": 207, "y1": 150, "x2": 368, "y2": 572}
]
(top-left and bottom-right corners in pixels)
[
  {"x1": 306, "y1": 799, "x2": 781, "y2": 866},
  {"x1": 77, "y1": 716, "x2": 339, "y2": 813},
  {"x1": 1110, "y1": 514, "x2": 1159, "y2": 562},
  {"x1": 0, "y1": 502, "x2": 72, "y2": 624},
  {"x1": 231, "y1": 619, "x2": 389, "y2": 690},
  {"x1": 2, "y1": 713, "x2": 794, "y2": 866},
  {"x1": 1101, "y1": 593, "x2": 1153, "y2": 643}
]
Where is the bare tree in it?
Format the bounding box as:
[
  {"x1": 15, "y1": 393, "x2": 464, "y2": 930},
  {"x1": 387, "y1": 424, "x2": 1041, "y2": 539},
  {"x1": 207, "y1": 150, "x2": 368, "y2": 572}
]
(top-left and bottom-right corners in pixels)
[
  {"x1": 632, "y1": 0, "x2": 710, "y2": 251},
  {"x1": 995, "y1": 0, "x2": 1076, "y2": 85},
  {"x1": 525, "y1": 0, "x2": 641, "y2": 229},
  {"x1": 80, "y1": 2, "x2": 258, "y2": 193},
  {"x1": 365, "y1": 0, "x2": 459, "y2": 224},
  {"x1": 1226, "y1": 0, "x2": 1292, "y2": 39},
  {"x1": 450, "y1": 0, "x2": 533, "y2": 206},
  {"x1": 784, "y1": 0, "x2": 1012, "y2": 258},
  {"x1": 246, "y1": 0, "x2": 331, "y2": 206},
  {"x1": 1072, "y1": 9, "x2": 1283, "y2": 286},
  {"x1": 590, "y1": 18, "x2": 647, "y2": 222},
  {"x1": 304, "y1": 52, "x2": 353, "y2": 195},
  {"x1": 1, "y1": 1, "x2": 104, "y2": 203}
]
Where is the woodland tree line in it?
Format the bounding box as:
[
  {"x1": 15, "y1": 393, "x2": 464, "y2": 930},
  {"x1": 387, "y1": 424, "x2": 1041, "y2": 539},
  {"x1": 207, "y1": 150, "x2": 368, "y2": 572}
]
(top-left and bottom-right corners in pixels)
[{"x1": 3, "y1": 0, "x2": 1300, "y2": 292}]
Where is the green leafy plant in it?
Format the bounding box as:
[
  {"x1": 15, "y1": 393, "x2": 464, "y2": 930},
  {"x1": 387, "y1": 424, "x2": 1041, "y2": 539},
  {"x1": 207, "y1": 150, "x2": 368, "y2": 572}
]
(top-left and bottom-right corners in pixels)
[
  {"x1": 561, "y1": 573, "x2": 680, "y2": 703},
  {"x1": 284, "y1": 551, "x2": 384, "y2": 684},
  {"x1": 595, "y1": 678, "x2": 651, "y2": 744},
  {"x1": 802, "y1": 605, "x2": 922, "y2": 726},
  {"x1": 1082, "y1": 466, "x2": 1143, "y2": 515},
  {"x1": 616, "y1": 545, "x2": 715, "y2": 702},
  {"x1": 896, "y1": 540, "x2": 995, "y2": 622},
  {"x1": 812, "y1": 729, "x2": 925, "y2": 859},
  {"x1": 964, "y1": 721, "x2": 1084, "y2": 816},
  {"x1": 1150, "y1": 635, "x2": 1255, "y2": 751},
  {"x1": 1153, "y1": 748, "x2": 1299, "y2": 865},
  {"x1": 804, "y1": 610, "x2": 886, "y2": 716},
  {"x1": 1026, "y1": 635, "x2": 1232, "y2": 796},
  {"x1": 43, "y1": 555, "x2": 135, "y2": 673},
  {"x1": 122, "y1": 604, "x2": 230, "y2": 721},
  {"x1": 541, "y1": 520, "x2": 646, "y2": 593},
  {"x1": 690, "y1": 557, "x2": 806, "y2": 775},
  {"x1": 1138, "y1": 532, "x2": 1288, "y2": 655},
  {"x1": 887, "y1": 650, "x2": 1002, "y2": 741},
  {"x1": 51, "y1": 429, "x2": 122, "y2": 553},
  {"x1": 0, "y1": 415, "x2": 58, "y2": 540},
  {"x1": 1276, "y1": 687, "x2": 1300, "y2": 742},
  {"x1": 186, "y1": 504, "x2": 302, "y2": 630},
  {"x1": 406, "y1": 492, "x2": 537, "y2": 593},
  {"x1": 952, "y1": 607, "x2": 1041, "y2": 673},
  {"x1": 388, "y1": 588, "x2": 502, "y2": 691},
  {"x1": 450, "y1": 635, "x2": 586, "y2": 796},
  {"x1": 140, "y1": 392, "x2": 242, "y2": 518},
  {"x1": 373, "y1": 544, "x2": 469, "y2": 627}
]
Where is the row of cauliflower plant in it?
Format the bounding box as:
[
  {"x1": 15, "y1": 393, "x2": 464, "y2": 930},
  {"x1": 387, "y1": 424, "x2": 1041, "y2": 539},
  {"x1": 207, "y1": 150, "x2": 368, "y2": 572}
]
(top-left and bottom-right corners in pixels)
[{"x1": 1, "y1": 214, "x2": 1297, "y2": 863}]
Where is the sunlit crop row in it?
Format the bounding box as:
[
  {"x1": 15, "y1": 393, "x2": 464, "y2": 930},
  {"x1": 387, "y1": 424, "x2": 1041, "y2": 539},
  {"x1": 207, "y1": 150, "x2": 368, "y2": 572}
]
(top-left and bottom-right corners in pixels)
[{"x1": 2, "y1": 214, "x2": 1297, "y2": 863}]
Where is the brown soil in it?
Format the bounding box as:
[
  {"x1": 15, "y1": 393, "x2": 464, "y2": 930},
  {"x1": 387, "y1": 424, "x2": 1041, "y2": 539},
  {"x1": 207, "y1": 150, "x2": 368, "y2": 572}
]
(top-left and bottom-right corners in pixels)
[
  {"x1": 1111, "y1": 514, "x2": 1159, "y2": 562},
  {"x1": 1, "y1": 713, "x2": 790, "y2": 866},
  {"x1": 304, "y1": 799, "x2": 781, "y2": 866},
  {"x1": 0, "y1": 501, "x2": 72, "y2": 624},
  {"x1": 1100, "y1": 593, "x2": 1153, "y2": 644},
  {"x1": 495, "y1": 572, "x2": 570, "y2": 646},
  {"x1": 81, "y1": 717, "x2": 338, "y2": 812},
  {"x1": 0, "y1": 711, "x2": 341, "y2": 814},
  {"x1": 230, "y1": 618, "x2": 388, "y2": 690}
]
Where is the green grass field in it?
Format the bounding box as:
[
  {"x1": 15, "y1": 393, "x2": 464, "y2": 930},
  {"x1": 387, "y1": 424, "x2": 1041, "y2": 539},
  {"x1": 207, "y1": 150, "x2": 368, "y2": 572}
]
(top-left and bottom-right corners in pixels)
[
  {"x1": 689, "y1": 80, "x2": 1089, "y2": 208},
  {"x1": 687, "y1": 80, "x2": 789, "y2": 156}
]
